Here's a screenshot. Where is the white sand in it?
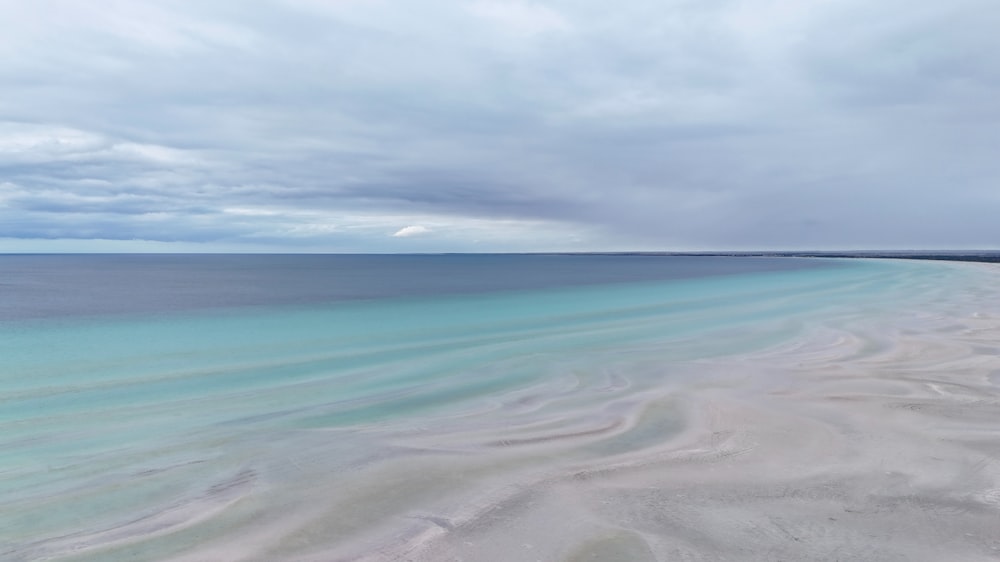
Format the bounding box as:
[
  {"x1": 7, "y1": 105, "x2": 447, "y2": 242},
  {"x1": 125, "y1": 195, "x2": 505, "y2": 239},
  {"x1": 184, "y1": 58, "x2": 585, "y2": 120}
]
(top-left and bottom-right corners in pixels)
[
  {"x1": 29, "y1": 262, "x2": 1000, "y2": 562},
  {"x1": 326, "y1": 264, "x2": 1000, "y2": 562}
]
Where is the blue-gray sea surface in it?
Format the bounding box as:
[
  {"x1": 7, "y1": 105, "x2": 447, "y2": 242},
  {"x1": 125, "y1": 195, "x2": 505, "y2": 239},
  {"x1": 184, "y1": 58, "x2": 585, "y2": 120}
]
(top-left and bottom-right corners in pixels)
[
  {"x1": 2, "y1": 254, "x2": 998, "y2": 561},
  {"x1": 0, "y1": 254, "x2": 829, "y2": 320}
]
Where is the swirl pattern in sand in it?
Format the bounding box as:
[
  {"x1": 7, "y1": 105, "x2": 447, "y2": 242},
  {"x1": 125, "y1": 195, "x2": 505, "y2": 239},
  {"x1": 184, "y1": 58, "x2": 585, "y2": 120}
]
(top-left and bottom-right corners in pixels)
[{"x1": 3, "y1": 256, "x2": 1000, "y2": 561}]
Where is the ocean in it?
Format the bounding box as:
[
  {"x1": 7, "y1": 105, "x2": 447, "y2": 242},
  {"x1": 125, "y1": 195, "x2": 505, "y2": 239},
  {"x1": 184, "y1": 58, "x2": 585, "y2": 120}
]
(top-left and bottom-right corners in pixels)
[{"x1": 3, "y1": 254, "x2": 999, "y2": 561}]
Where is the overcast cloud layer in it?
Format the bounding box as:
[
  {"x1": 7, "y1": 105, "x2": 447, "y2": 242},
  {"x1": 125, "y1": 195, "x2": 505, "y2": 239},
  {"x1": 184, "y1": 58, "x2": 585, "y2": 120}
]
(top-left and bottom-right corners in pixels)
[{"x1": 1, "y1": 0, "x2": 998, "y2": 252}]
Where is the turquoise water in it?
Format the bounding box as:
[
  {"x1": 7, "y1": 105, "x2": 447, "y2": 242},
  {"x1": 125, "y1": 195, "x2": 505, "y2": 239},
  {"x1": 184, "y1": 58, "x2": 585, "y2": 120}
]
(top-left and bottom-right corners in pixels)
[{"x1": 0, "y1": 256, "x2": 971, "y2": 560}]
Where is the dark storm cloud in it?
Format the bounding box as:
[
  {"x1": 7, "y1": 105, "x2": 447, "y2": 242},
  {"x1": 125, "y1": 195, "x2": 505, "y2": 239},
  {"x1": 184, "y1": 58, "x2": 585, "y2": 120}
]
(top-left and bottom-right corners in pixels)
[{"x1": 1, "y1": 0, "x2": 998, "y2": 251}]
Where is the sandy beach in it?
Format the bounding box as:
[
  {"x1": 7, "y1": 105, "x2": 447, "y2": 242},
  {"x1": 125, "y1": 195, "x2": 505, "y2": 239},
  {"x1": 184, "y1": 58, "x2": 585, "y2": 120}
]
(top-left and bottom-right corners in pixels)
[
  {"x1": 332, "y1": 263, "x2": 1000, "y2": 561},
  {"x1": 7, "y1": 259, "x2": 1000, "y2": 562}
]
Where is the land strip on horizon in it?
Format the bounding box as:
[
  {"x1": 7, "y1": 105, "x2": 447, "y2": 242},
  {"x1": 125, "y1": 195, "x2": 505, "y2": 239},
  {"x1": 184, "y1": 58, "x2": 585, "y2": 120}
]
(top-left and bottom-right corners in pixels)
[{"x1": 541, "y1": 251, "x2": 1000, "y2": 263}]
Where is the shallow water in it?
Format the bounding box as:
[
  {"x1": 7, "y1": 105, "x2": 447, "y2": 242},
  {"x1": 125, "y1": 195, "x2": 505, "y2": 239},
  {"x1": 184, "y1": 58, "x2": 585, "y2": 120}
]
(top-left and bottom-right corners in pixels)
[{"x1": 2, "y1": 255, "x2": 999, "y2": 561}]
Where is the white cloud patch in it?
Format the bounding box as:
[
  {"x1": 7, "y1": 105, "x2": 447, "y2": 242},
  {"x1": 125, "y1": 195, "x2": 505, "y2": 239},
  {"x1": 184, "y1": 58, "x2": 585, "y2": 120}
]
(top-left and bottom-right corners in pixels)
[
  {"x1": 469, "y1": 1, "x2": 572, "y2": 36},
  {"x1": 393, "y1": 225, "x2": 430, "y2": 238}
]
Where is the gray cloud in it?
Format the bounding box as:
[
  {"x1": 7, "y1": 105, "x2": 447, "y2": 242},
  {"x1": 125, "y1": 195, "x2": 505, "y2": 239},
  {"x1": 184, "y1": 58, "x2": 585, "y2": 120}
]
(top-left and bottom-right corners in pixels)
[{"x1": 1, "y1": 0, "x2": 998, "y2": 251}]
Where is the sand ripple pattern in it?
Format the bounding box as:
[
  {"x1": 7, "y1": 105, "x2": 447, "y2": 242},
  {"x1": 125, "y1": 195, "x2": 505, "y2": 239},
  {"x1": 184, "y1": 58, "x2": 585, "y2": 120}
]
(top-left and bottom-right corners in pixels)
[{"x1": 3, "y1": 260, "x2": 1000, "y2": 561}]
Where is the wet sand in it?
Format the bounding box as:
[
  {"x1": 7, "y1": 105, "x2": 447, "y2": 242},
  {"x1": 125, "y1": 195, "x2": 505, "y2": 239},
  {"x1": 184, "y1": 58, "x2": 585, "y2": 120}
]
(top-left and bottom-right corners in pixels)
[
  {"x1": 8, "y1": 261, "x2": 1000, "y2": 561},
  {"x1": 345, "y1": 264, "x2": 1000, "y2": 561}
]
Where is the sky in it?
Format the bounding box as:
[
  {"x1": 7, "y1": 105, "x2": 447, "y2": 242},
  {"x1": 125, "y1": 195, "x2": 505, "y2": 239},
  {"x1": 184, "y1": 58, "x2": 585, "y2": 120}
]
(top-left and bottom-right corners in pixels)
[{"x1": 1, "y1": 0, "x2": 998, "y2": 253}]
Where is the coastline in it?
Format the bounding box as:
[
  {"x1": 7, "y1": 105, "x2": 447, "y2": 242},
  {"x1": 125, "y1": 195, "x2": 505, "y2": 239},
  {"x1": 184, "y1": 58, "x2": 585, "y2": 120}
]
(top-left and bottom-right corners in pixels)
[
  {"x1": 532, "y1": 250, "x2": 1000, "y2": 264},
  {"x1": 358, "y1": 261, "x2": 1000, "y2": 562},
  {"x1": 4, "y1": 258, "x2": 1000, "y2": 561}
]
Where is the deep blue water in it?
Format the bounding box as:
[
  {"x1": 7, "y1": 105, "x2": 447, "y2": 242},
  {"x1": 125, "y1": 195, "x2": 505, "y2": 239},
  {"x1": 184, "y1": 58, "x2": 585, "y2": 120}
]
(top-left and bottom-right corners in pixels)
[{"x1": 0, "y1": 254, "x2": 834, "y2": 321}]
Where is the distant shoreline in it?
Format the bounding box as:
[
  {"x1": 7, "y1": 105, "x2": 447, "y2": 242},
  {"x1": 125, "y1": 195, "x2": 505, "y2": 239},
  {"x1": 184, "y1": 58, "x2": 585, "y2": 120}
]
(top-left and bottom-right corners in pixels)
[
  {"x1": 535, "y1": 251, "x2": 1000, "y2": 264},
  {"x1": 2, "y1": 252, "x2": 999, "y2": 263}
]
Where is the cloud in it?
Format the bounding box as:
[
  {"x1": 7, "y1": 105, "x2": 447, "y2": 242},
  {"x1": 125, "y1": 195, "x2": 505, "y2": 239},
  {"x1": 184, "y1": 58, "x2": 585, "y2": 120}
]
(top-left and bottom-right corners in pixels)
[
  {"x1": 469, "y1": 1, "x2": 572, "y2": 36},
  {"x1": 2, "y1": 0, "x2": 999, "y2": 251},
  {"x1": 392, "y1": 225, "x2": 430, "y2": 238}
]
